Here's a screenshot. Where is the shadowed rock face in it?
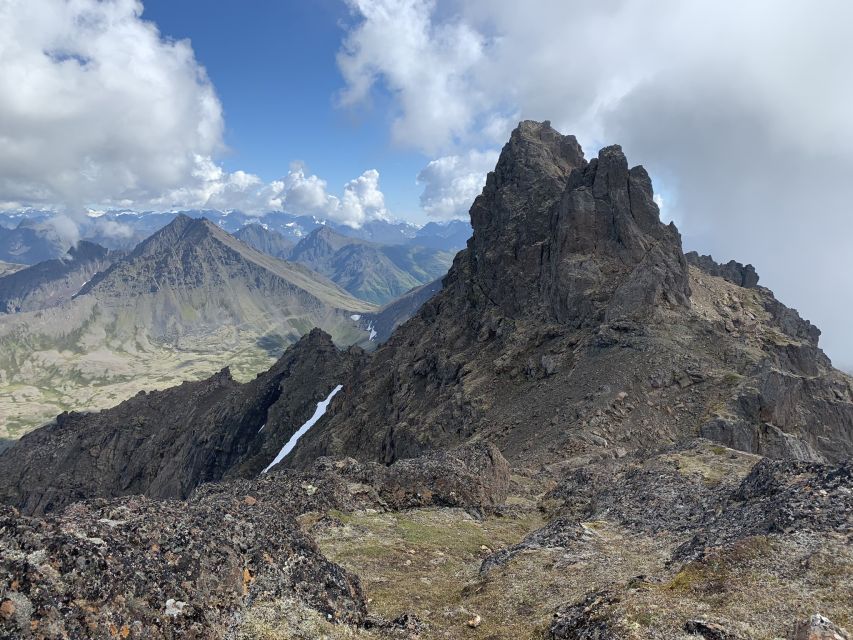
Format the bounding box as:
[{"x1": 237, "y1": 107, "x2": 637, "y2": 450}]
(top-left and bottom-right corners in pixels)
[
  {"x1": 468, "y1": 120, "x2": 587, "y2": 319},
  {"x1": 0, "y1": 329, "x2": 365, "y2": 516},
  {"x1": 686, "y1": 251, "x2": 759, "y2": 289},
  {"x1": 545, "y1": 144, "x2": 691, "y2": 327}
]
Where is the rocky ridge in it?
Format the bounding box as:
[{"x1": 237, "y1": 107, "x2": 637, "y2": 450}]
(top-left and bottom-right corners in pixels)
[
  {"x1": 288, "y1": 120, "x2": 852, "y2": 468},
  {"x1": 0, "y1": 241, "x2": 121, "y2": 313}
]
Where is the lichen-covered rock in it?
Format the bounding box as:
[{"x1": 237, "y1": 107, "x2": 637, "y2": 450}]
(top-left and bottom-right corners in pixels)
[
  {"x1": 334, "y1": 442, "x2": 510, "y2": 511},
  {"x1": 550, "y1": 590, "x2": 621, "y2": 639},
  {"x1": 0, "y1": 474, "x2": 366, "y2": 639},
  {"x1": 684, "y1": 619, "x2": 742, "y2": 639},
  {"x1": 791, "y1": 614, "x2": 850, "y2": 640},
  {"x1": 676, "y1": 457, "x2": 853, "y2": 560}
]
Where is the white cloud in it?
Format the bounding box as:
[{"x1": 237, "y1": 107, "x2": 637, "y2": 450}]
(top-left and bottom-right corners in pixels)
[
  {"x1": 273, "y1": 166, "x2": 389, "y2": 228},
  {"x1": 338, "y1": 0, "x2": 488, "y2": 154},
  {"x1": 417, "y1": 149, "x2": 498, "y2": 219},
  {"x1": 337, "y1": 0, "x2": 853, "y2": 367},
  {"x1": 337, "y1": 168, "x2": 389, "y2": 226},
  {"x1": 151, "y1": 162, "x2": 390, "y2": 228},
  {"x1": 0, "y1": 0, "x2": 223, "y2": 212}
]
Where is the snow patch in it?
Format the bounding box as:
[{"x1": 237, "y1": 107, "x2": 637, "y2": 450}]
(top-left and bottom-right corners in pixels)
[
  {"x1": 74, "y1": 278, "x2": 92, "y2": 296},
  {"x1": 262, "y1": 385, "x2": 343, "y2": 474},
  {"x1": 367, "y1": 321, "x2": 377, "y2": 341},
  {"x1": 350, "y1": 314, "x2": 361, "y2": 321}
]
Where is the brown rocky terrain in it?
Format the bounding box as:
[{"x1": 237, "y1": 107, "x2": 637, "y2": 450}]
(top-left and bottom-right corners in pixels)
[{"x1": 0, "y1": 121, "x2": 851, "y2": 639}]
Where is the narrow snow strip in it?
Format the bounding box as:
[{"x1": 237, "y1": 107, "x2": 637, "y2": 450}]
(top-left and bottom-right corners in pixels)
[
  {"x1": 257, "y1": 423, "x2": 266, "y2": 433},
  {"x1": 262, "y1": 384, "x2": 343, "y2": 474},
  {"x1": 74, "y1": 278, "x2": 92, "y2": 296}
]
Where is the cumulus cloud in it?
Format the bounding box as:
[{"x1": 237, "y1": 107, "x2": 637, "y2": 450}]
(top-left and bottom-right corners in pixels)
[
  {"x1": 0, "y1": 0, "x2": 391, "y2": 230},
  {"x1": 338, "y1": 0, "x2": 488, "y2": 154},
  {"x1": 0, "y1": 0, "x2": 223, "y2": 211},
  {"x1": 417, "y1": 150, "x2": 498, "y2": 219},
  {"x1": 153, "y1": 162, "x2": 390, "y2": 228},
  {"x1": 277, "y1": 166, "x2": 389, "y2": 227},
  {"x1": 338, "y1": 0, "x2": 853, "y2": 367}
]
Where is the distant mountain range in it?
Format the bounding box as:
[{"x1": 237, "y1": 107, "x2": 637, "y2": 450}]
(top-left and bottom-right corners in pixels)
[
  {"x1": 0, "y1": 215, "x2": 377, "y2": 438},
  {"x1": 1, "y1": 208, "x2": 472, "y2": 254},
  {"x1": 287, "y1": 226, "x2": 453, "y2": 304},
  {"x1": 229, "y1": 222, "x2": 453, "y2": 304},
  {"x1": 0, "y1": 209, "x2": 463, "y2": 437},
  {"x1": 234, "y1": 223, "x2": 294, "y2": 259}
]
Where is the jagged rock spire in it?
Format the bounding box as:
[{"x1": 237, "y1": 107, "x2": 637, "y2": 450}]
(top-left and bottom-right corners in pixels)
[
  {"x1": 466, "y1": 120, "x2": 586, "y2": 317},
  {"x1": 546, "y1": 143, "x2": 691, "y2": 326},
  {"x1": 464, "y1": 120, "x2": 690, "y2": 325}
]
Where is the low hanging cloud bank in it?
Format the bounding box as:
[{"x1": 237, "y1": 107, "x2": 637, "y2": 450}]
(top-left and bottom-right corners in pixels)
[{"x1": 338, "y1": 0, "x2": 853, "y2": 368}]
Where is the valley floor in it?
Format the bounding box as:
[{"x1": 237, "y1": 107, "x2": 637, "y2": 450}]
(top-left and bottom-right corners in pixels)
[{"x1": 0, "y1": 337, "x2": 279, "y2": 439}]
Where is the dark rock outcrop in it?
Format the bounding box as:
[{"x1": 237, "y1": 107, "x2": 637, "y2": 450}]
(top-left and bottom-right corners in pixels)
[
  {"x1": 675, "y1": 456, "x2": 853, "y2": 560},
  {"x1": 686, "y1": 251, "x2": 759, "y2": 288},
  {"x1": 282, "y1": 120, "x2": 852, "y2": 468},
  {"x1": 0, "y1": 474, "x2": 366, "y2": 639},
  {"x1": 546, "y1": 144, "x2": 691, "y2": 326},
  {"x1": 0, "y1": 330, "x2": 364, "y2": 515},
  {"x1": 320, "y1": 442, "x2": 511, "y2": 511},
  {"x1": 683, "y1": 620, "x2": 741, "y2": 640},
  {"x1": 550, "y1": 590, "x2": 620, "y2": 640}
]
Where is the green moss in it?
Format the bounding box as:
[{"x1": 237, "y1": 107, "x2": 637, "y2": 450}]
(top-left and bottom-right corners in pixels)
[{"x1": 722, "y1": 371, "x2": 744, "y2": 385}]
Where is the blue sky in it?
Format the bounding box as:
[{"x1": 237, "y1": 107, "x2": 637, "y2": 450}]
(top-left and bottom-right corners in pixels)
[{"x1": 142, "y1": 0, "x2": 428, "y2": 220}]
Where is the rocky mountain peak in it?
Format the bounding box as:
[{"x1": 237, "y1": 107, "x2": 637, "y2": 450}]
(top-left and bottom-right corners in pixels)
[
  {"x1": 461, "y1": 120, "x2": 689, "y2": 325},
  {"x1": 546, "y1": 143, "x2": 691, "y2": 326},
  {"x1": 464, "y1": 120, "x2": 586, "y2": 317}
]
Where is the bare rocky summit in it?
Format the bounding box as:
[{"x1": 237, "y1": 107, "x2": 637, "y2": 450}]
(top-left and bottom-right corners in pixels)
[{"x1": 289, "y1": 120, "x2": 852, "y2": 468}]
